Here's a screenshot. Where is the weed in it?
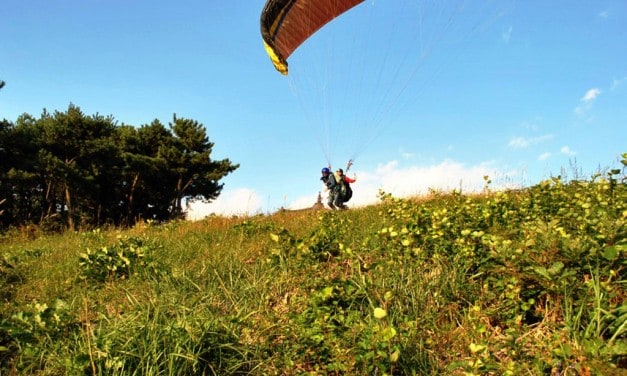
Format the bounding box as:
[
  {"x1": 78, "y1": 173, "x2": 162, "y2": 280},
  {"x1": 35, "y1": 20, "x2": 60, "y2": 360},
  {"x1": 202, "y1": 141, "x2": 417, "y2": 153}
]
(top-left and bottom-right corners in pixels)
[{"x1": 78, "y1": 236, "x2": 166, "y2": 283}]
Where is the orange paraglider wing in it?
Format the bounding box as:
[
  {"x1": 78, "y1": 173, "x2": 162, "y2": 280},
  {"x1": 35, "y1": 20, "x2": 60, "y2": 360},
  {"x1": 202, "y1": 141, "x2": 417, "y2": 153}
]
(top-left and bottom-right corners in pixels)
[{"x1": 260, "y1": 0, "x2": 364, "y2": 75}]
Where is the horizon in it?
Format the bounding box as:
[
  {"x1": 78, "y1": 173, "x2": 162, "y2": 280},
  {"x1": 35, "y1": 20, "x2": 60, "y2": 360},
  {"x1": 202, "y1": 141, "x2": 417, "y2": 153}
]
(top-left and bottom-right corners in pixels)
[{"x1": 2, "y1": 1, "x2": 626, "y2": 218}]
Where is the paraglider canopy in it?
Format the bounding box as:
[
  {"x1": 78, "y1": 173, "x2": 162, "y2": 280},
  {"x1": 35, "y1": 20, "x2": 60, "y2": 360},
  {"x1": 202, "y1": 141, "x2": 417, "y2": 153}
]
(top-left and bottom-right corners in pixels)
[
  {"x1": 260, "y1": 0, "x2": 364, "y2": 75},
  {"x1": 259, "y1": 0, "x2": 512, "y2": 167}
]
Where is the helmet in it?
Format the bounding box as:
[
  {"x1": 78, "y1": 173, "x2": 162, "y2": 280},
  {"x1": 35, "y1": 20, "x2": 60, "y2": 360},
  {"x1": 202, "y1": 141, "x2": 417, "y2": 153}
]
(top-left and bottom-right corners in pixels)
[{"x1": 321, "y1": 167, "x2": 330, "y2": 174}]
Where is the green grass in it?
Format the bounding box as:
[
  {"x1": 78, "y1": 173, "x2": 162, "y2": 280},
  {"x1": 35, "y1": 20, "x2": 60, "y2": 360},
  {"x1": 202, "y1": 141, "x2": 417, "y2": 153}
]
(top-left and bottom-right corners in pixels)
[{"x1": 1, "y1": 170, "x2": 626, "y2": 375}]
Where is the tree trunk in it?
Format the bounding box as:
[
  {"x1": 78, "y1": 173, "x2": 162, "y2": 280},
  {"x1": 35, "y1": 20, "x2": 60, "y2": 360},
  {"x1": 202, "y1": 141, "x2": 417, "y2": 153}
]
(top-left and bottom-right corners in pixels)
[
  {"x1": 126, "y1": 173, "x2": 139, "y2": 225},
  {"x1": 65, "y1": 185, "x2": 74, "y2": 230}
]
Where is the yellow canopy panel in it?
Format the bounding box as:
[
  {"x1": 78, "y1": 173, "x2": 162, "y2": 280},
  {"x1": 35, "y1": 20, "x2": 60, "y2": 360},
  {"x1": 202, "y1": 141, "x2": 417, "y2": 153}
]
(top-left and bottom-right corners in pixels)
[{"x1": 260, "y1": 0, "x2": 364, "y2": 75}]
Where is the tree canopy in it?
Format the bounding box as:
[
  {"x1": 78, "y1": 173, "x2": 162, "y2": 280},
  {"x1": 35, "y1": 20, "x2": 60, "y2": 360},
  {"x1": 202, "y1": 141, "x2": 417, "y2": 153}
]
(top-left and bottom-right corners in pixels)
[{"x1": 0, "y1": 104, "x2": 238, "y2": 230}]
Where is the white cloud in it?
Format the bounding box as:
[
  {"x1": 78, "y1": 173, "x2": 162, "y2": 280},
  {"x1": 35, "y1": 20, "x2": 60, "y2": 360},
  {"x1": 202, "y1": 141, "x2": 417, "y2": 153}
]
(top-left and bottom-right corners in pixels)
[
  {"x1": 536, "y1": 147, "x2": 574, "y2": 162},
  {"x1": 560, "y1": 146, "x2": 576, "y2": 156},
  {"x1": 598, "y1": 10, "x2": 609, "y2": 19},
  {"x1": 581, "y1": 88, "x2": 601, "y2": 103},
  {"x1": 508, "y1": 137, "x2": 529, "y2": 149},
  {"x1": 538, "y1": 152, "x2": 552, "y2": 161},
  {"x1": 574, "y1": 88, "x2": 601, "y2": 118},
  {"x1": 186, "y1": 188, "x2": 264, "y2": 220},
  {"x1": 508, "y1": 134, "x2": 553, "y2": 149},
  {"x1": 289, "y1": 193, "x2": 321, "y2": 210}
]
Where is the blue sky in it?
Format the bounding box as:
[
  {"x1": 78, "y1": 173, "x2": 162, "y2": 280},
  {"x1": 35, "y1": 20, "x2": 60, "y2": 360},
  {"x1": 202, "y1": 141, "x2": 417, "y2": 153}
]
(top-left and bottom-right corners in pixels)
[{"x1": 2, "y1": 1, "x2": 626, "y2": 218}]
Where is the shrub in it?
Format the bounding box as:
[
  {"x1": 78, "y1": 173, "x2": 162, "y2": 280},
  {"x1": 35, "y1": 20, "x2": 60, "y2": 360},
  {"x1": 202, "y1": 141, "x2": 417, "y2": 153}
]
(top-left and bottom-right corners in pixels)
[{"x1": 78, "y1": 236, "x2": 164, "y2": 283}]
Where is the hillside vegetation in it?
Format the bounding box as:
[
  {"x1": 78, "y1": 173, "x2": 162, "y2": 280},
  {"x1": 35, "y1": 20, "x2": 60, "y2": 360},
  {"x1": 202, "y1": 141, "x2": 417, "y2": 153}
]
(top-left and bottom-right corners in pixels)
[{"x1": 1, "y1": 158, "x2": 626, "y2": 375}]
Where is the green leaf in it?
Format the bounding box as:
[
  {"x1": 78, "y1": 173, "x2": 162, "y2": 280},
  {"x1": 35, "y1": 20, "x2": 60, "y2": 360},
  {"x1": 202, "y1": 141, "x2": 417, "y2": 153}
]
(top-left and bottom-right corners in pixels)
[
  {"x1": 469, "y1": 343, "x2": 486, "y2": 353},
  {"x1": 379, "y1": 327, "x2": 397, "y2": 341},
  {"x1": 561, "y1": 343, "x2": 573, "y2": 357},
  {"x1": 548, "y1": 261, "x2": 564, "y2": 275},
  {"x1": 390, "y1": 349, "x2": 400, "y2": 362},
  {"x1": 321, "y1": 286, "x2": 334, "y2": 300},
  {"x1": 603, "y1": 245, "x2": 618, "y2": 261},
  {"x1": 533, "y1": 266, "x2": 550, "y2": 279}
]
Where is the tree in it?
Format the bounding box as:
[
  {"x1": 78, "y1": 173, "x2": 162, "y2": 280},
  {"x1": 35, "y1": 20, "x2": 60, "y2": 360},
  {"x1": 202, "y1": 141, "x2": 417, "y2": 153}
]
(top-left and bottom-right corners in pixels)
[
  {"x1": 115, "y1": 121, "x2": 171, "y2": 223},
  {"x1": 0, "y1": 118, "x2": 14, "y2": 224},
  {"x1": 0, "y1": 105, "x2": 238, "y2": 230},
  {"x1": 34, "y1": 105, "x2": 119, "y2": 229},
  {"x1": 0, "y1": 116, "x2": 43, "y2": 227},
  {"x1": 158, "y1": 115, "x2": 239, "y2": 219}
]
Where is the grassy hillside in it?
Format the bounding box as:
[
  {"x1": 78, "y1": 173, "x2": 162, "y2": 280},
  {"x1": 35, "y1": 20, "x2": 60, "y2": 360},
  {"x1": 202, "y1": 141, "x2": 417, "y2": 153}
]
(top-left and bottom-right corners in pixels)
[{"x1": 1, "y1": 169, "x2": 626, "y2": 375}]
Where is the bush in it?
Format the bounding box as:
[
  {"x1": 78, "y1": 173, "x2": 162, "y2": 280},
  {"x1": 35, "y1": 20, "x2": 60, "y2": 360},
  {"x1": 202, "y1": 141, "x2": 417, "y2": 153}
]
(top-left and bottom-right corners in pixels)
[{"x1": 78, "y1": 236, "x2": 165, "y2": 283}]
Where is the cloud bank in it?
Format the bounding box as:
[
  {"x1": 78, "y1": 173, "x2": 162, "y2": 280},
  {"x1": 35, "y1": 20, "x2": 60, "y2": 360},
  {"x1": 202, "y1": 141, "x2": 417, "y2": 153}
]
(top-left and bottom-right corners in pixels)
[
  {"x1": 186, "y1": 188, "x2": 264, "y2": 220},
  {"x1": 187, "y1": 160, "x2": 520, "y2": 219}
]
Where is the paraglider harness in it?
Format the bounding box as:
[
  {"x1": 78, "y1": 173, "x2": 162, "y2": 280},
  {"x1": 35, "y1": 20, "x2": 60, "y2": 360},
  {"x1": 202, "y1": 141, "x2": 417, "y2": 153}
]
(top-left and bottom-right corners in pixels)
[
  {"x1": 338, "y1": 160, "x2": 353, "y2": 203},
  {"x1": 341, "y1": 180, "x2": 353, "y2": 202}
]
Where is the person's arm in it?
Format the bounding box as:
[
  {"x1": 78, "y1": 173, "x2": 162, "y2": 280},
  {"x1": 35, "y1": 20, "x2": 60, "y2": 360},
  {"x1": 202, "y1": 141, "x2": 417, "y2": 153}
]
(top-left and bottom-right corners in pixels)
[{"x1": 344, "y1": 176, "x2": 356, "y2": 183}]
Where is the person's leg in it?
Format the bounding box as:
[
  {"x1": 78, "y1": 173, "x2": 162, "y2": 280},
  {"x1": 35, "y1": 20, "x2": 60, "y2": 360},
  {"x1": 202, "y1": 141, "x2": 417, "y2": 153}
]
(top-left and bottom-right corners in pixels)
[
  {"x1": 327, "y1": 193, "x2": 336, "y2": 209},
  {"x1": 334, "y1": 194, "x2": 344, "y2": 209}
]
